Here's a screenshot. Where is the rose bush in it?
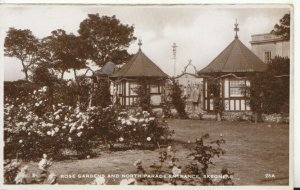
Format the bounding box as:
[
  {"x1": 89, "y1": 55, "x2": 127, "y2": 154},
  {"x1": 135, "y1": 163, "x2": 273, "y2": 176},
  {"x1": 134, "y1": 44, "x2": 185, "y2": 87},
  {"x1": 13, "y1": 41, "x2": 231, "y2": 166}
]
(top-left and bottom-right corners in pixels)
[{"x1": 4, "y1": 86, "x2": 173, "y2": 160}]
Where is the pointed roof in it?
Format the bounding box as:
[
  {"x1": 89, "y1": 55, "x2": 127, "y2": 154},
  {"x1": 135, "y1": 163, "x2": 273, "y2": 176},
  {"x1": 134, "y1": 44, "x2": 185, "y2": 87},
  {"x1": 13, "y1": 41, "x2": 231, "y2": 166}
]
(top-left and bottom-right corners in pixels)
[
  {"x1": 111, "y1": 49, "x2": 168, "y2": 78},
  {"x1": 198, "y1": 38, "x2": 267, "y2": 74},
  {"x1": 198, "y1": 21, "x2": 267, "y2": 75},
  {"x1": 95, "y1": 61, "x2": 116, "y2": 76}
]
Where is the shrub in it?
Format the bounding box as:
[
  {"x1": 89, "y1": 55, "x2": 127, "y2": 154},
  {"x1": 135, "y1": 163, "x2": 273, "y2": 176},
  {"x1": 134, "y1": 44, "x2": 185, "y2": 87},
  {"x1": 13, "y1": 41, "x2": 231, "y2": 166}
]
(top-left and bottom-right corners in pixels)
[
  {"x1": 167, "y1": 79, "x2": 187, "y2": 119},
  {"x1": 4, "y1": 86, "x2": 173, "y2": 160},
  {"x1": 132, "y1": 134, "x2": 233, "y2": 186}
]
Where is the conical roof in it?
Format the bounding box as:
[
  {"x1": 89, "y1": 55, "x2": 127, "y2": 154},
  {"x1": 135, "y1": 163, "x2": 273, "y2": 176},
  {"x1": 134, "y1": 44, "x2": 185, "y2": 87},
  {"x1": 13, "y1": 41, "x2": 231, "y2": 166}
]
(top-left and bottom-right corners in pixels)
[
  {"x1": 198, "y1": 38, "x2": 267, "y2": 74},
  {"x1": 111, "y1": 50, "x2": 168, "y2": 78}
]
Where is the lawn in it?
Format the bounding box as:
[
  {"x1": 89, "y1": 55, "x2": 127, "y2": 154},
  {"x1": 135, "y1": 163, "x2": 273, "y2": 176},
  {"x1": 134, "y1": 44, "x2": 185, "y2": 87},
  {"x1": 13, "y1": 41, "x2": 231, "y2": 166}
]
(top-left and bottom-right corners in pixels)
[{"x1": 25, "y1": 119, "x2": 289, "y2": 185}]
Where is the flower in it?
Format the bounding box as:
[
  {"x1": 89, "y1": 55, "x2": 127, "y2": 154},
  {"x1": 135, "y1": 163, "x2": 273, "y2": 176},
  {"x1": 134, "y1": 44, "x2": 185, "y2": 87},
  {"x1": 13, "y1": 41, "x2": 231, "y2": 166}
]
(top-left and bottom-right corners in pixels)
[
  {"x1": 19, "y1": 139, "x2": 23, "y2": 143},
  {"x1": 51, "y1": 130, "x2": 55, "y2": 136},
  {"x1": 47, "y1": 172, "x2": 57, "y2": 184},
  {"x1": 146, "y1": 137, "x2": 151, "y2": 141},
  {"x1": 28, "y1": 132, "x2": 31, "y2": 136},
  {"x1": 35, "y1": 103, "x2": 39, "y2": 107},
  {"x1": 172, "y1": 166, "x2": 181, "y2": 176},
  {"x1": 15, "y1": 165, "x2": 30, "y2": 184},
  {"x1": 43, "y1": 154, "x2": 47, "y2": 159},
  {"x1": 54, "y1": 127, "x2": 59, "y2": 132},
  {"x1": 39, "y1": 155, "x2": 52, "y2": 171},
  {"x1": 119, "y1": 178, "x2": 137, "y2": 185},
  {"x1": 149, "y1": 117, "x2": 155, "y2": 121},
  {"x1": 68, "y1": 137, "x2": 72, "y2": 142},
  {"x1": 69, "y1": 126, "x2": 76, "y2": 133},
  {"x1": 91, "y1": 176, "x2": 105, "y2": 185},
  {"x1": 133, "y1": 159, "x2": 142, "y2": 167},
  {"x1": 87, "y1": 155, "x2": 91, "y2": 159},
  {"x1": 126, "y1": 120, "x2": 132, "y2": 126},
  {"x1": 22, "y1": 126, "x2": 26, "y2": 131},
  {"x1": 119, "y1": 137, "x2": 124, "y2": 142},
  {"x1": 47, "y1": 131, "x2": 51, "y2": 136},
  {"x1": 77, "y1": 131, "x2": 82, "y2": 137},
  {"x1": 55, "y1": 115, "x2": 60, "y2": 120}
]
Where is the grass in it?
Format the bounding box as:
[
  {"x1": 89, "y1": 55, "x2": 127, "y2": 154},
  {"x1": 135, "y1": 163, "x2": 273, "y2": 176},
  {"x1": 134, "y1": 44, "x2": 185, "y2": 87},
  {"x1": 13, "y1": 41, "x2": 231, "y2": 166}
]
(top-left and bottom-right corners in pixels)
[{"x1": 25, "y1": 119, "x2": 289, "y2": 185}]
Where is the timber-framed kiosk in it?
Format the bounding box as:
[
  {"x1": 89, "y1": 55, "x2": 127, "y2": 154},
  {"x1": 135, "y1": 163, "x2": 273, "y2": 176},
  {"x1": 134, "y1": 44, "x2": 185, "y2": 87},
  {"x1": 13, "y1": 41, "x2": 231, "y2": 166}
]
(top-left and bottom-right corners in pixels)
[
  {"x1": 198, "y1": 21, "x2": 267, "y2": 112},
  {"x1": 110, "y1": 40, "x2": 168, "y2": 107}
]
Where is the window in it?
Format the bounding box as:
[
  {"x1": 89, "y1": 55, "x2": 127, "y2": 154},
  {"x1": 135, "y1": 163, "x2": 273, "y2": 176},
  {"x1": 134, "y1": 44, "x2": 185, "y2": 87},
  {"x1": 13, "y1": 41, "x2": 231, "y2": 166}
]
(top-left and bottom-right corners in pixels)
[
  {"x1": 150, "y1": 84, "x2": 160, "y2": 94},
  {"x1": 129, "y1": 82, "x2": 139, "y2": 96},
  {"x1": 264, "y1": 51, "x2": 271, "y2": 64},
  {"x1": 229, "y1": 79, "x2": 245, "y2": 97}
]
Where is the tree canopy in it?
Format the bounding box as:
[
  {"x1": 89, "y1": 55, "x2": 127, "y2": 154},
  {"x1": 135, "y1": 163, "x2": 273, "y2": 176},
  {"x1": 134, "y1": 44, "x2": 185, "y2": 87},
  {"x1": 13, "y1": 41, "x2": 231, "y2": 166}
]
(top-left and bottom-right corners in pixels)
[
  {"x1": 4, "y1": 28, "x2": 40, "y2": 81},
  {"x1": 42, "y1": 29, "x2": 87, "y2": 80},
  {"x1": 78, "y1": 14, "x2": 136, "y2": 66},
  {"x1": 271, "y1": 13, "x2": 290, "y2": 41}
]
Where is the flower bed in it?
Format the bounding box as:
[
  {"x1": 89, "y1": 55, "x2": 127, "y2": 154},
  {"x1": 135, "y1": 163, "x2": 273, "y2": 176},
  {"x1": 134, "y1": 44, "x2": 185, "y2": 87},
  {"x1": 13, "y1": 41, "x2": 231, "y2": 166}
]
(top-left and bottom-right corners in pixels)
[{"x1": 4, "y1": 86, "x2": 173, "y2": 161}]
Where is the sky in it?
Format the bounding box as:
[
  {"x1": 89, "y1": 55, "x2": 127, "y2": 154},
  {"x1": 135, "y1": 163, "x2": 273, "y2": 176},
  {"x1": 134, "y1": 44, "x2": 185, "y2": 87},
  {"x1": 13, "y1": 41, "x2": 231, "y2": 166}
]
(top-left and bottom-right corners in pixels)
[{"x1": 0, "y1": 4, "x2": 290, "y2": 81}]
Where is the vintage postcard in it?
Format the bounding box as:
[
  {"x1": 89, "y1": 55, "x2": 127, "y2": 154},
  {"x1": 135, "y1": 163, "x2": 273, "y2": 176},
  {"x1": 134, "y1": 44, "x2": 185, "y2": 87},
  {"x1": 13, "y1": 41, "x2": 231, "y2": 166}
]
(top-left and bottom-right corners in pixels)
[{"x1": 0, "y1": 2, "x2": 294, "y2": 190}]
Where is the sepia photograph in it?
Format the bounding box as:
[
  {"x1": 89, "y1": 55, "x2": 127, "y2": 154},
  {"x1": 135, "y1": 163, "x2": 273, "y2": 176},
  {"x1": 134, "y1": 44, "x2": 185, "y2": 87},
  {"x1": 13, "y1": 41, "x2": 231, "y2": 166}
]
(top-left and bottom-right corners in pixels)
[{"x1": 0, "y1": 3, "x2": 293, "y2": 188}]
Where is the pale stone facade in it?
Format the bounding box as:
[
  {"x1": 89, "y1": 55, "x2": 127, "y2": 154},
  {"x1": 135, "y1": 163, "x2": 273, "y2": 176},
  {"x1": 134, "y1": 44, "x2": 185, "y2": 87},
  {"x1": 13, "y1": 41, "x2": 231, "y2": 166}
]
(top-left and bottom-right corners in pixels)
[{"x1": 250, "y1": 33, "x2": 290, "y2": 63}]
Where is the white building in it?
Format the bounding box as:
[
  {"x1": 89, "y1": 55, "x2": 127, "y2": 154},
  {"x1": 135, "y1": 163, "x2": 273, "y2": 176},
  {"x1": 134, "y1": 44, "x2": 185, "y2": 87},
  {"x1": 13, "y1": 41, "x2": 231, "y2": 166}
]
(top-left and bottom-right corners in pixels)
[{"x1": 250, "y1": 33, "x2": 290, "y2": 63}]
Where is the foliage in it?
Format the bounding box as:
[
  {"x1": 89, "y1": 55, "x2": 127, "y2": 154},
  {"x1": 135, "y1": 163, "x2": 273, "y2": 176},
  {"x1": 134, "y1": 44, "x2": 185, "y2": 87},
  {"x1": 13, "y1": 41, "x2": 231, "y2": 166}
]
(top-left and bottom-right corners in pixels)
[
  {"x1": 4, "y1": 85, "x2": 173, "y2": 160},
  {"x1": 132, "y1": 134, "x2": 233, "y2": 186},
  {"x1": 185, "y1": 133, "x2": 227, "y2": 185},
  {"x1": 78, "y1": 14, "x2": 136, "y2": 66},
  {"x1": 244, "y1": 56, "x2": 290, "y2": 121},
  {"x1": 207, "y1": 78, "x2": 223, "y2": 120},
  {"x1": 271, "y1": 13, "x2": 290, "y2": 41},
  {"x1": 109, "y1": 110, "x2": 173, "y2": 149},
  {"x1": 167, "y1": 79, "x2": 187, "y2": 119},
  {"x1": 31, "y1": 64, "x2": 58, "y2": 86},
  {"x1": 91, "y1": 78, "x2": 112, "y2": 108},
  {"x1": 42, "y1": 29, "x2": 87, "y2": 81},
  {"x1": 4, "y1": 80, "x2": 40, "y2": 102},
  {"x1": 4, "y1": 159, "x2": 22, "y2": 184},
  {"x1": 4, "y1": 87, "x2": 96, "y2": 161},
  {"x1": 4, "y1": 154, "x2": 58, "y2": 184},
  {"x1": 4, "y1": 28, "x2": 40, "y2": 81},
  {"x1": 133, "y1": 79, "x2": 151, "y2": 112}
]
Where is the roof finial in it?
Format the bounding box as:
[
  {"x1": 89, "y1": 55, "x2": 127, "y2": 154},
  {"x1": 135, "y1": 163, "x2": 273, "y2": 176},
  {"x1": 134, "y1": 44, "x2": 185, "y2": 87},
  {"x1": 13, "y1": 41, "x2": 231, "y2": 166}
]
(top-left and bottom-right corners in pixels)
[
  {"x1": 234, "y1": 19, "x2": 239, "y2": 39},
  {"x1": 138, "y1": 39, "x2": 142, "y2": 51}
]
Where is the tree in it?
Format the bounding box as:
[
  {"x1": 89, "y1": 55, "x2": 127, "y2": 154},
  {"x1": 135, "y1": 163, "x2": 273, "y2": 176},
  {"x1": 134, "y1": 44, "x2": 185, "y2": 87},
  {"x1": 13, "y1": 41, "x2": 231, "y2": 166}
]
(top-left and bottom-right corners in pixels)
[
  {"x1": 207, "y1": 78, "x2": 223, "y2": 121},
  {"x1": 271, "y1": 13, "x2": 290, "y2": 41},
  {"x1": 263, "y1": 56, "x2": 290, "y2": 114},
  {"x1": 31, "y1": 64, "x2": 60, "y2": 107},
  {"x1": 169, "y1": 79, "x2": 187, "y2": 119},
  {"x1": 42, "y1": 29, "x2": 87, "y2": 81},
  {"x1": 245, "y1": 56, "x2": 290, "y2": 122},
  {"x1": 244, "y1": 74, "x2": 265, "y2": 123},
  {"x1": 134, "y1": 79, "x2": 151, "y2": 112},
  {"x1": 4, "y1": 28, "x2": 40, "y2": 81},
  {"x1": 78, "y1": 14, "x2": 136, "y2": 66}
]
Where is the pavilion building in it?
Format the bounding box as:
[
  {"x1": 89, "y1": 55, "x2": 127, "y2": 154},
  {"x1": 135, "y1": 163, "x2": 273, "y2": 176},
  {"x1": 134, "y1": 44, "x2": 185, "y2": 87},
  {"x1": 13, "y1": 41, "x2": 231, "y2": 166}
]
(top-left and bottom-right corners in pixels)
[
  {"x1": 198, "y1": 22, "x2": 267, "y2": 112},
  {"x1": 110, "y1": 40, "x2": 168, "y2": 107}
]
